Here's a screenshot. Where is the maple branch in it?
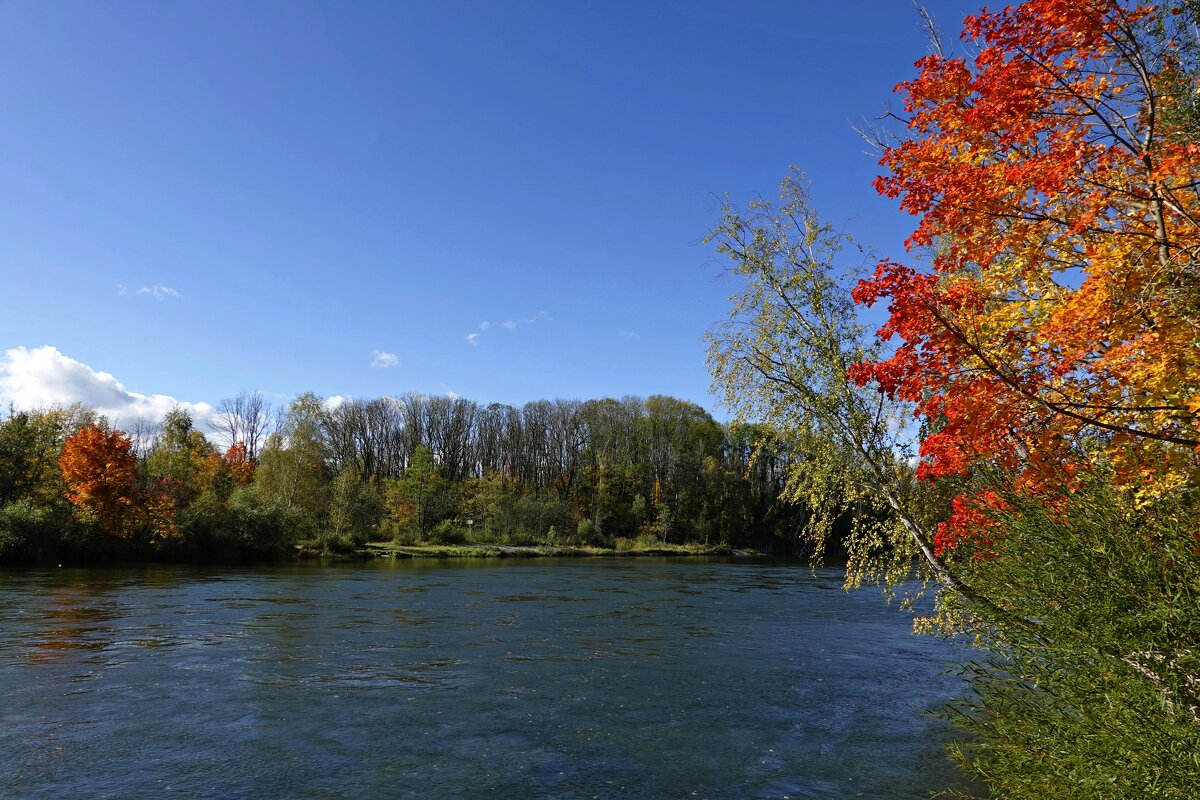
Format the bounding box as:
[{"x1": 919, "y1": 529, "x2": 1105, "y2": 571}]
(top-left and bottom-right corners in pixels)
[{"x1": 923, "y1": 303, "x2": 1200, "y2": 447}]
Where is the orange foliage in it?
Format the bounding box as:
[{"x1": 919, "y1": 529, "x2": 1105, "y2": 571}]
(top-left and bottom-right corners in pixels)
[
  {"x1": 853, "y1": 0, "x2": 1200, "y2": 552},
  {"x1": 58, "y1": 425, "x2": 139, "y2": 535},
  {"x1": 197, "y1": 442, "x2": 255, "y2": 498},
  {"x1": 223, "y1": 442, "x2": 255, "y2": 485},
  {"x1": 141, "y1": 480, "x2": 180, "y2": 544},
  {"x1": 934, "y1": 492, "x2": 1005, "y2": 559}
]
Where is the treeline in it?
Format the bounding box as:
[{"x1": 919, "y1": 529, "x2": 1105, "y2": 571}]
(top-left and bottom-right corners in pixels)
[{"x1": 0, "y1": 392, "x2": 809, "y2": 563}]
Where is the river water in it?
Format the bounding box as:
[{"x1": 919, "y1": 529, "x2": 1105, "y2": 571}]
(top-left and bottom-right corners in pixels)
[{"x1": 1, "y1": 559, "x2": 971, "y2": 799}]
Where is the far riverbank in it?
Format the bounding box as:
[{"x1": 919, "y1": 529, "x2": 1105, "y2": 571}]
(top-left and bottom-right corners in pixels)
[{"x1": 301, "y1": 541, "x2": 762, "y2": 561}]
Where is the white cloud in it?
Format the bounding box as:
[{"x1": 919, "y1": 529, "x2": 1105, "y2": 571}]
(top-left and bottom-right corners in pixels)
[
  {"x1": 466, "y1": 310, "x2": 551, "y2": 345},
  {"x1": 324, "y1": 395, "x2": 350, "y2": 411},
  {"x1": 618, "y1": 330, "x2": 640, "y2": 339},
  {"x1": 116, "y1": 284, "x2": 129, "y2": 297},
  {"x1": 135, "y1": 284, "x2": 181, "y2": 301},
  {"x1": 0, "y1": 346, "x2": 214, "y2": 431},
  {"x1": 371, "y1": 350, "x2": 399, "y2": 369}
]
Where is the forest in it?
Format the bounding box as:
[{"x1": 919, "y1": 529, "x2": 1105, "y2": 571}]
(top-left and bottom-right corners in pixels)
[{"x1": 0, "y1": 391, "x2": 810, "y2": 562}]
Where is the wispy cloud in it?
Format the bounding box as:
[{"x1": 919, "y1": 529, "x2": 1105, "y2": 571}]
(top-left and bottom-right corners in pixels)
[
  {"x1": 135, "y1": 284, "x2": 182, "y2": 301},
  {"x1": 466, "y1": 311, "x2": 551, "y2": 345},
  {"x1": 618, "y1": 330, "x2": 640, "y2": 339},
  {"x1": 371, "y1": 350, "x2": 399, "y2": 369}
]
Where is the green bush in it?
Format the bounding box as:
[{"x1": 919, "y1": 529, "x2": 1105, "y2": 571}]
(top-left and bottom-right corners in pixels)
[
  {"x1": 633, "y1": 530, "x2": 661, "y2": 549},
  {"x1": 175, "y1": 487, "x2": 299, "y2": 560},
  {"x1": 389, "y1": 525, "x2": 420, "y2": 546},
  {"x1": 0, "y1": 500, "x2": 93, "y2": 561},
  {"x1": 575, "y1": 519, "x2": 597, "y2": 546},
  {"x1": 943, "y1": 480, "x2": 1200, "y2": 799},
  {"x1": 427, "y1": 520, "x2": 466, "y2": 544}
]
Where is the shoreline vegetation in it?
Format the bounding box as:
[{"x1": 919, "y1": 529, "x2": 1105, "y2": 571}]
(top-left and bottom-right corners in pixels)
[
  {"x1": 0, "y1": 393, "x2": 817, "y2": 567},
  {"x1": 310, "y1": 541, "x2": 760, "y2": 560}
]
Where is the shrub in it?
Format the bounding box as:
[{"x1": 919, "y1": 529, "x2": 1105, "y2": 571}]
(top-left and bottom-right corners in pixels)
[
  {"x1": 174, "y1": 487, "x2": 299, "y2": 560},
  {"x1": 0, "y1": 500, "x2": 76, "y2": 560},
  {"x1": 427, "y1": 520, "x2": 465, "y2": 544},
  {"x1": 942, "y1": 480, "x2": 1200, "y2": 799},
  {"x1": 633, "y1": 531, "x2": 661, "y2": 549}
]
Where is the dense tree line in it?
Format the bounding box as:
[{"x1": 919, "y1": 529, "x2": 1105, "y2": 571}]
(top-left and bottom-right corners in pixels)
[{"x1": 0, "y1": 391, "x2": 810, "y2": 562}]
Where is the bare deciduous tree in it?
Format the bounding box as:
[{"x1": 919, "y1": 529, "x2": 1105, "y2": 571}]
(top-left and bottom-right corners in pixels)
[{"x1": 212, "y1": 391, "x2": 274, "y2": 460}]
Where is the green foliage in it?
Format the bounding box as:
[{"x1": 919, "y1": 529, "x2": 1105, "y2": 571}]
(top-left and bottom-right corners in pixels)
[
  {"x1": 254, "y1": 394, "x2": 331, "y2": 537},
  {"x1": 508, "y1": 494, "x2": 573, "y2": 544},
  {"x1": 143, "y1": 407, "x2": 213, "y2": 494},
  {"x1": 0, "y1": 410, "x2": 73, "y2": 509},
  {"x1": 0, "y1": 409, "x2": 100, "y2": 561},
  {"x1": 453, "y1": 471, "x2": 577, "y2": 545},
  {"x1": 632, "y1": 530, "x2": 663, "y2": 549},
  {"x1": 941, "y1": 479, "x2": 1200, "y2": 798},
  {"x1": 173, "y1": 486, "x2": 299, "y2": 560},
  {"x1": 705, "y1": 170, "x2": 940, "y2": 589},
  {"x1": 0, "y1": 500, "x2": 72, "y2": 559},
  {"x1": 629, "y1": 494, "x2": 648, "y2": 528},
  {"x1": 328, "y1": 468, "x2": 384, "y2": 546},
  {"x1": 575, "y1": 518, "x2": 605, "y2": 547},
  {"x1": 0, "y1": 389, "x2": 812, "y2": 563},
  {"x1": 384, "y1": 446, "x2": 452, "y2": 537},
  {"x1": 428, "y1": 519, "x2": 466, "y2": 544}
]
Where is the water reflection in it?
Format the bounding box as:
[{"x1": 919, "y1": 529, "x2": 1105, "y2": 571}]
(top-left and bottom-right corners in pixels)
[
  {"x1": 25, "y1": 582, "x2": 123, "y2": 665},
  {"x1": 1, "y1": 559, "x2": 972, "y2": 799}
]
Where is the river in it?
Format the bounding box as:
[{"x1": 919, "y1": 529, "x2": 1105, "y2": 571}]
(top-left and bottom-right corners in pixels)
[{"x1": 1, "y1": 558, "x2": 972, "y2": 799}]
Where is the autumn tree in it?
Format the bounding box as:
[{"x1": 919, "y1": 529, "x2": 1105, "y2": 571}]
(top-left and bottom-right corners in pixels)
[
  {"x1": 852, "y1": 0, "x2": 1200, "y2": 526},
  {"x1": 197, "y1": 443, "x2": 255, "y2": 500},
  {"x1": 847, "y1": 2, "x2": 1200, "y2": 794},
  {"x1": 58, "y1": 424, "x2": 139, "y2": 535}
]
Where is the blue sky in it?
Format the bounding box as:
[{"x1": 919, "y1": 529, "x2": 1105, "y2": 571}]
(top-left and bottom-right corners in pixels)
[{"x1": 0, "y1": 1, "x2": 978, "y2": 425}]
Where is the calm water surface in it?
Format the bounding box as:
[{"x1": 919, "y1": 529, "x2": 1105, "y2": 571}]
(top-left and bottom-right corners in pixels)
[{"x1": 1, "y1": 559, "x2": 971, "y2": 799}]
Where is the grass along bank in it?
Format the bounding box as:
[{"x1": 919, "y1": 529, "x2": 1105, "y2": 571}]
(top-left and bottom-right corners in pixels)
[{"x1": 298, "y1": 540, "x2": 756, "y2": 560}]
